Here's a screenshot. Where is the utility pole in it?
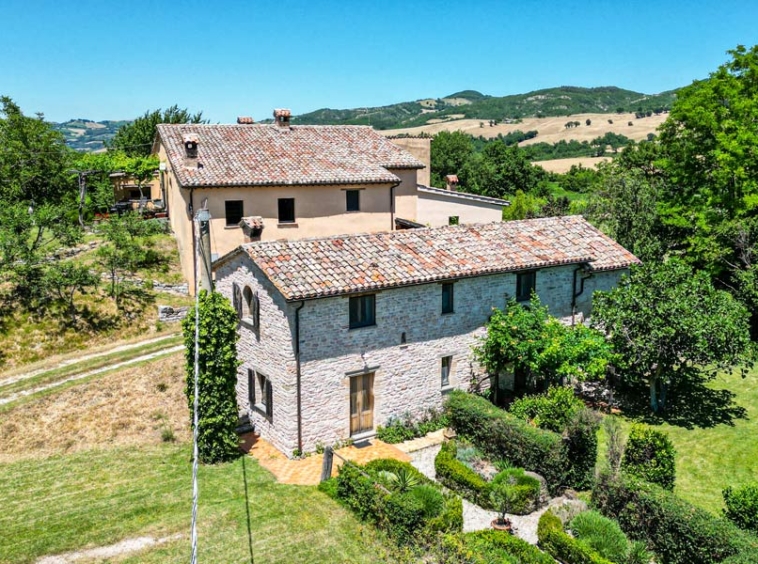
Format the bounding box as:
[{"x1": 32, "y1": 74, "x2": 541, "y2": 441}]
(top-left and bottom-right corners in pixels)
[{"x1": 196, "y1": 206, "x2": 213, "y2": 292}]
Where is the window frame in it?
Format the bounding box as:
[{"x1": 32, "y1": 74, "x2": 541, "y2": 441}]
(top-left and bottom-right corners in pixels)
[
  {"x1": 441, "y1": 282, "x2": 455, "y2": 314},
  {"x1": 278, "y1": 198, "x2": 296, "y2": 224},
  {"x1": 241, "y1": 286, "x2": 260, "y2": 329},
  {"x1": 225, "y1": 200, "x2": 244, "y2": 227},
  {"x1": 254, "y1": 371, "x2": 273, "y2": 418},
  {"x1": 441, "y1": 355, "x2": 453, "y2": 388},
  {"x1": 516, "y1": 271, "x2": 537, "y2": 302},
  {"x1": 346, "y1": 189, "x2": 361, "y2": 212},
  {"x1": 349, "y1": 294, "x2": 376, "y2": 329},
  {"x1": 247, "y1": 368, "x2": 255, "y2": 407}
]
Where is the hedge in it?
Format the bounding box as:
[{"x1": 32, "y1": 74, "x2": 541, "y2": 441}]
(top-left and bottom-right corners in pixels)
[
  {"x1": 538, "y1": 510, "x2": 615, "y2": 564},
  {"x1": 334, "y1": 458, "x2": 462, "y2": 545},
  {"x1": 441, "y1": 530, "x2": 555, "y2": 564},
  {"x1": 435, "y1": 440, "x2": 494, "y2": 508},
  {"x1": 445, "y1": 391, "x2": 600, "y2": 493},
  {"x1": 592, "y1": 472, "x2": 758, "y2": 564}
]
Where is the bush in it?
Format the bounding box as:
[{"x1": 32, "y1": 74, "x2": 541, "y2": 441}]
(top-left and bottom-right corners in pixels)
[
  {"x1": 538, "y1": 510, "x2": 615, "y2": 564},
  {"x1": 441, "y1": 530, "x2": 555, "y2": 564},
  {"x1": 569, "y1": 510, "x2": 629, "y2": 563},
  {"x1": 509, "y1": 386, "x2": 584, "y2": 432},
  {"x1": 435, "y1": 440, "x2": 493, "y2": 507},
  {"x1": 491, "y1": 468, "x2": 541, "y2": 515},
  {"x1": 376, "y1": 408, "x2": 449, "y2": 444},
  {"x1": 621, "y1": 424, "x2": 676, "y2": 491},
  {"x1": 564, "y1": 408, "x2": 600, "y2": 490},
  {"x1": 410, "y1": 485, "x2": 445, "y2": 519},
  {"x1": 317, "y1": 477, "x2": 338, "y2": 499},
  {"x1": 724, "y1": 483, "x2": 758, "y2": 534},
  {"x1": 383, "y1": 491, "x2": 427, "y2": 544},
  {"x1": 592, "y1": 472, "x2": 758, "y2": 564},
  {"x1": 445, "y1": 391, "x2": 567, "y2": 492}
]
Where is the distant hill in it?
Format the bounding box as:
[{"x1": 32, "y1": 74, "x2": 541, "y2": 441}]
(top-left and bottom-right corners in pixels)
[
  {"x1": 53, "y1": 119, "x2": 130, "y2": 152},
  {"x1": 290, "y1": 86, "x2": 679, "y2": 130}
]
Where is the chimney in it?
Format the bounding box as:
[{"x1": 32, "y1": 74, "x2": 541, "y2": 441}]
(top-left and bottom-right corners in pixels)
[
  {"x1": 182, "y1": 133, "x2": 199, "y2": 158},
  {"x1": 445, "y1": 174, "x2": 459, "y2": 191},
  {"x1": 237, "y1": 116, "x2": 254, "y2": 124},
  {"x1": 274, "y1": 108, "x2": 292, "y2": 128}
]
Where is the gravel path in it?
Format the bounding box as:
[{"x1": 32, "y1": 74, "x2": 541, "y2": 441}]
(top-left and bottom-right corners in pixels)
[
  {"x1": 407, "y1": 442, "x2": 572, "y2": 545},
  {"x1": 36, "y1": 534, "x2": 183, "y2": 563}
]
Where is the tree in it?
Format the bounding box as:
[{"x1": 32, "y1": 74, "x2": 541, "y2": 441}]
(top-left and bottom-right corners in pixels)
[
  {"x1": 621, "y1": 424, "x2": 676, "y2": 490},
  {"x1": 430, "y1": 130, "x2": 475, "y2": 188},
  {"x1": 586, "y1": 119, "x2": 592, "y2": 126},
  {"x1": 592, "y1": 260, "x2": 754, "y2": 413},
  {"x1": 469, "y1": 140, "x2": 544, "y2": 198},
  {"x1": 108, "y1": 105, "x2": 205, "y2": 157},
  {"x1": 182, "y1": 290, "x2": 241, "y2": 464}
]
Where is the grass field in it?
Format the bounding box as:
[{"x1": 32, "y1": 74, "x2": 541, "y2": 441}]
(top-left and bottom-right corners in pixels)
[
  {"x1": 0, "y1": 445, "x2": 401, "y2": 564},
  {"x1": 598, "y1": 367, "x2": 758, "y2": 515}
]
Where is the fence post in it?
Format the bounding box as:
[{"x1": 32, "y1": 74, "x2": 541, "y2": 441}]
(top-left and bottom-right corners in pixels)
[{"x1": 320, "y1": 446, "x2": 334, "y2": 482}]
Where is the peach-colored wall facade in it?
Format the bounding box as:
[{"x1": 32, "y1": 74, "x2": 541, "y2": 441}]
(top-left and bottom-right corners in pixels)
[
  {"x1": 417, "y1": 190, "x2": 504, "y2": 227},
  {"x1": 112, "y1": 174, "x2": 161, "y2": 202}
]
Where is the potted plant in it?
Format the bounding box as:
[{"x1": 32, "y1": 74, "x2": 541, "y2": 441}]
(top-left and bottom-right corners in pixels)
[{"x1": 490, "y1": 480, "x2": 517, "y2": 532}]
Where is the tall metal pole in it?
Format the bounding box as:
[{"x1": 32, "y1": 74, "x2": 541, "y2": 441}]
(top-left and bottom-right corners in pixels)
[
  {"x1": 196, "y1": 208, "x2": 213, "y2": 292},
  {"x1": 190, "y1": 215, "x2": 201, "y2": 564}
]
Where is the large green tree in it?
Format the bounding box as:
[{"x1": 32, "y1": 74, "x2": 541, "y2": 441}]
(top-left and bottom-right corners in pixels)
[
  {"x1": 430, "y1": 130, "x2": 475, "y2": 188},
  {"x1": 592, "y1": 260, "x2": 754, "y2": 413},
  {"x1": 108, "y1": 105, "x2": 205, "y2": 157}
]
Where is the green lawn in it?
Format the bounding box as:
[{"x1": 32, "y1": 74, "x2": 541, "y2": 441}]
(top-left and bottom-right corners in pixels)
[
  {"x1": 0, "y1": 445, "x2": 402, "y2": 564},
  {"x1": 598, "y1": 367, "x2": 758, "y2": 515}
]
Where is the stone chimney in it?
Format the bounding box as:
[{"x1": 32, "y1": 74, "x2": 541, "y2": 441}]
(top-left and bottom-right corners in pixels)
[
  {"x1": 182, "y1": 133, "x2": 199, "y2": 158},
  {"x1": 274, "y1": 108, "x2": 292, "y2": 128},
  {"x1": 237, "y1": 116, "x2": 254, "y2": 124},
  {"x1": 445, "y1": 174, "x2": 459, "y2": 191}
]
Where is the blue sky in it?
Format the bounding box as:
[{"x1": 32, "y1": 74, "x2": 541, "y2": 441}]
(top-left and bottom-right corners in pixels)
[{"x1": 2, "y1": 0, "x2": 756, "y2": 123}]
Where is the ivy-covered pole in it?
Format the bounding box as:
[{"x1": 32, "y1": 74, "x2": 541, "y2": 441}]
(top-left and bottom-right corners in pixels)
[{"x1": 182, "y1": 290, "x2": 241, "y2": 464}]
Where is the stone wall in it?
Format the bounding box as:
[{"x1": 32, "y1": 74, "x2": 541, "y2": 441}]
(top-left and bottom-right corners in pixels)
[{"x1": 157, "y1": 305, "x2": 189, "y2": 323}]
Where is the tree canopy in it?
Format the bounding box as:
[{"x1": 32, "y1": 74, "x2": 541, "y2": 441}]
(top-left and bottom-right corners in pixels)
[{"x1": 108, "y1": 105, "x2": 205, "y2": 157}]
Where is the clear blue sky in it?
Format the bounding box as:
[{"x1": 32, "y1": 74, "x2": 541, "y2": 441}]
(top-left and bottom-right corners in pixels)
[{"x1": 2, "y1": 0, "x2": 756, "y2": 123}]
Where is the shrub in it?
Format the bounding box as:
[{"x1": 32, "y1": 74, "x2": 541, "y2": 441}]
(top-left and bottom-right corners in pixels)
[
  {"x1": 411, "y1": 485, "x2": 445, "y2": 519},
  {"x1": 317, "y1": 477, "x2": 338, "y2": 499},
  {"x1": 365, "y1": 458, "x2": 430, "y2": 485},
  {"x1": 564, "y1": 408, "x2": 600, "y2": 490},
  {"x1": 569, "y1": 510, "x2": 629, "y2": 563},
  {"x1": 509, "y1": 386, "x2": 584, "y2": 432},
  {"x1": 627, "y1": 541, "x2": 654, "y2": 564},
  {"x1": 592, "y1": 471, "x2": 758, "y2": 564},
  {"x1": 435, "y1": 440, "x2": 493, "y2": 507},
  {"x1": 538, "y1": 510, "x2": 615, "y2": 564},
  {"x1": 376, "y1": 408, "x2": 449, "y2": 443},
  {"x1": 443, "y1": 530, "x2": 556, "y2": 564},
  {"x1": 445, "y1": 390, "x2": 567, "y2": 492},
  {"x1": 621, "y1": 424, "x2": 676, "y2": 490},
  {"x1": 491, "y1": 468, "x2": 541, "y2": 515},
  {"x1": 336, "y1": 462, "x2": 382, "y2": 521},
  {"x1": 724, "y1": 483, "x2": 758, "y2": 534},
  {"x1": 383, "y1": 491, "x2": 427, "y2": 544}
]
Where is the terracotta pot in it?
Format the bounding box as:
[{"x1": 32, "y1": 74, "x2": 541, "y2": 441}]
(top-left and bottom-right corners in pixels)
[{"x1": 491, "y1": 518, "x2": 512, "y2": 532}]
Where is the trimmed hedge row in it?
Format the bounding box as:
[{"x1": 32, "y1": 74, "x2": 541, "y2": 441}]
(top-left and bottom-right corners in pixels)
[
  {"x1": 538, "y1": 510, "x2": 615, "y2": 564},
  {"x1": 445, "y1": 391, "x2": 599, "y2": 493},
  {"x1": 441, "y1": 530, "x2": 555, "y2": 564},
  {"x1": 328, "y1": 458, "x2": 462, "y2": 545},
  {"x1": 592, "y1": 472, "x2": 758, "y2": 564},
  {"x1": 435, "y1": 439, "x2": 494, "y2": 508}
]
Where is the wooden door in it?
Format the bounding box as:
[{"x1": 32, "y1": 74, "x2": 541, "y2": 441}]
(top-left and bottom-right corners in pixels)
[{"x1": 350, "y1": 373, "x2": 374, "y2": 435}]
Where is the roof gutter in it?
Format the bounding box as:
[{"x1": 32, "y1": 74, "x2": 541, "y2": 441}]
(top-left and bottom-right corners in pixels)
[{"x1": 390, "y1": 180, "x2": 401, "y2": 231}]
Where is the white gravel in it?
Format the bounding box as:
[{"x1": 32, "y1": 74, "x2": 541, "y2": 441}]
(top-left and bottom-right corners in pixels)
[{"x1": 36, "y1": 534, "x2": 183, "y2": 563}]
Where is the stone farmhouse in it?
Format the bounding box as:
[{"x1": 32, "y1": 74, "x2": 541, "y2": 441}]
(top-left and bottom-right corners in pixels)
[
  {"x1": 154, "y1": 111, "x2": 508, "y2": 291},
  {"x1": 213, "y1": 215, "x2": 639, "y2": 457}
]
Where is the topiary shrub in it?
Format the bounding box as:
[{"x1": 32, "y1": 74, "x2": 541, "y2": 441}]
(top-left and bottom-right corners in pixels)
[
  {"x1": 538, "y1": 510, "x2": 615, "y2": 564},
  {"x1": 569, "y1": 510, "x2": 630, "y2": 563},
  {"x1": 491, "y1": 468, "x2": 542, "y2": 515},
  {"x1": 592, "y1": 471, "x2": 758, "y2": 564},
  {"x1": 509, "y1": 386, "x2": 584, "y2": 432},
  {"x1": 724, "y1": 483, "x2": 758, "y2": 535},
  {"x1": 443, "y1": 530, "x2": 556, "y2": 564},
  {"x1": 564, "y1": 408, "x2": 601, "y2": 490},
  {"x1": 621, "y1": 423, "x2": 676, "y2": 491},
  {"x1": 435, "y1": 440, "x2": 493, "y2": 507}
]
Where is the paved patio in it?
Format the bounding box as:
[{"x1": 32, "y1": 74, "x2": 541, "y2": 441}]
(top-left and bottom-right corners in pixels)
[{"x1": 242, "y1": 434, "x2": 414, "y2": 485}]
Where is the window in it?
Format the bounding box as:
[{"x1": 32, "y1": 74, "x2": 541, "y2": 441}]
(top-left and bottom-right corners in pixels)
[
  {"x1": 247, "y1": 368, "x2": 255, "y2": 407},
  {"x1": 441, "y1": 356, "x2": 452, "y2": 387},
  {"x1": 441, "y1": 282, "x2": 455, "y2": 314},
  {"x1": 232, "y1": 283, "x2": 242, "y2": 319},
  {"x1": 242, "y1": 286, "x2": 260, "y2": 328},
  {"x1": 516, "y1": 271, "x2": 536, "y2": 302},
  {"x1": 278, "y1": 198, "x2": 295, "y2": 223},
  {"x1": 346, "y1": 190, "x2": 360, "y2": 212},
  {"x1": 349, "y1": 294, "x2": 376, "y2": 329},
  {"x1": 448, "y1": 216, "x2": 459, "y2": 226},
  {"x1": 225, "y1": 200, "x2": 243, "y2": 227},
  {"x1": 255, "y1": 372, "x2": 273, "y2": 418}
]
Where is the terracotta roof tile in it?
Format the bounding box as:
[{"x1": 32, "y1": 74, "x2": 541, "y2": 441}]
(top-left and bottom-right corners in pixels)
[
  {"x1": 157, "y1": 124, "x2": 424, "y2": 188},
  {"x1": 224, "y1": 216, "x2": 639, "y2": 301}
]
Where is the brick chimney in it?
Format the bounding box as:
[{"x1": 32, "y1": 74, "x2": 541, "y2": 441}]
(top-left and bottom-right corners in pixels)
[
  {"x1": 274, "y1": 108, "x2": 292, "y2": 128},
  {"x1": 182, "y1": 133, "x2": 199, "y2": 158},
  {"x1": 237, "y1": 116, "x2": 254, "y2": 124},
  {"x1": 445, "y1": 174, "x2": 459, "y2": 191}
]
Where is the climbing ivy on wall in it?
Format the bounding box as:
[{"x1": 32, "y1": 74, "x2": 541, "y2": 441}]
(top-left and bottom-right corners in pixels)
[{"x1": 182, "y1": 290, "x2": 241, "y2": 464}]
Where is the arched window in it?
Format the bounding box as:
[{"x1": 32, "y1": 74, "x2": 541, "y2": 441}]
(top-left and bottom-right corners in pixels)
[{"x1": 242, "y1": 286, "x2": 260, "y2": 329}]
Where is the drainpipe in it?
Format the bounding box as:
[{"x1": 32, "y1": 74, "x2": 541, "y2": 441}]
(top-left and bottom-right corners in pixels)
[
  {"x1": 294, "y1": 300, "x2": 305, "y2": 454},
  {"x1": 389, "y1": 181, "x2": 401, "y2": 231},
  {"x1": 571, "y1": 264, "x2": 593, "y2": 325},
  {"x1": 189, "y1": 187, "x2": 196, "y2": 294}
]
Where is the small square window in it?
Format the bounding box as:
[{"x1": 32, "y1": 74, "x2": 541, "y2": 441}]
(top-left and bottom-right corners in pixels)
[
  {"x1": 448, "y1": 216, "x2": 459, "y2": 226},
  {"x1": 278, "y1": 198, "x2": 295, "y2": 223},
  {"x1": 346, "y1": 190, "x2": 360, "y2": 212},
  {"x1": 441, "y1": 356, "x2": 452, "y2": 387},
  {"x1": 441, "y1": 282, "x2": 454, "y2": 314},
  {"x1": 349, "y1": 294, "x2": 376, "y2": 329},
  {"x1": 225, "y1": 200, "x2": 243, "y2": 227},
  {"x1": 516, "y1": 271, "x2": 536, "y2": 302}
]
